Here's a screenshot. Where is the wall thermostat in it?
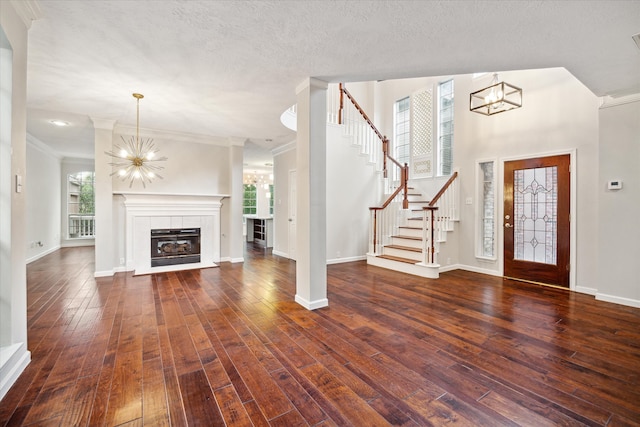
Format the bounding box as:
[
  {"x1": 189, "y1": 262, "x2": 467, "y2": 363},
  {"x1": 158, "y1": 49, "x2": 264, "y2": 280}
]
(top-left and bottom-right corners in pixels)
[{"x1": 607, "y1": 180, "x2": 623, "y2": 190}]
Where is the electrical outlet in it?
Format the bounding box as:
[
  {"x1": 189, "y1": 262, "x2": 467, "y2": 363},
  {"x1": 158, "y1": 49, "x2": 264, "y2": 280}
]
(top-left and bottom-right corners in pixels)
[{"x1": 120, "y1": 257, "x2": 125, "y2": 265}]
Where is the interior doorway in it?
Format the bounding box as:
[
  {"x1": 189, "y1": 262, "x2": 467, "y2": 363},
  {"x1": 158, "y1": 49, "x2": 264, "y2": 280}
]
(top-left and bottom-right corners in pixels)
[
  {"x1": 503, "y1": 154, "x2": 571, "y2": 287},
  {"x1": 288, "y1": 169, "x2": 297, "y2": 260}
]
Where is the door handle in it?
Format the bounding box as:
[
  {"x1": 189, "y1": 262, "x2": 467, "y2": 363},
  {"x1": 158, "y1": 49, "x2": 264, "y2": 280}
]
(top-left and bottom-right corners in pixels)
[
  {"x1": 505, "y1": 223, "x2": 512, "y2": 228},
  {"x1": 288, "y1": 218, "x2": 293, "y2": 222}
]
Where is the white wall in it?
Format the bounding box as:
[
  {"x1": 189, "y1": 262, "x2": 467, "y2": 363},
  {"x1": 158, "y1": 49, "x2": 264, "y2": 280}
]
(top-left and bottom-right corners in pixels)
[
  {"x1": 325, "y1": 124, "x2": 379, "y2": 263},
  {"x1": 272, "y1": 123, "x2": 379, "y2": 264},
  {"x1": 597, "y1": 98, "x2": 640, "y2": 307},
  {"x1": 0, "y1": 1, "x2": 31, "y2": 401},
  {"x1": 109, "y1": 134, "x2": 234, "y2": 270},
  {"x1": 26, "y1": 136, "x2": 61, "y2": 262},
  {"x1": 459, "y1": 68, "x2": 600, "y2": 293},
  {"x1": 366, "y1": 68, "x2": 600, "y2": 291},
  {"x1": 111, "y1": 136, "x2": 231, "y2": 195}
]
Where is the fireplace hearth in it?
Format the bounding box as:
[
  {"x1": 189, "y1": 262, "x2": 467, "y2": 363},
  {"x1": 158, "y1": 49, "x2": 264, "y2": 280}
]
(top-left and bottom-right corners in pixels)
[{"x1": 151, "y1": 228, "x2": 201, "y2": 267}]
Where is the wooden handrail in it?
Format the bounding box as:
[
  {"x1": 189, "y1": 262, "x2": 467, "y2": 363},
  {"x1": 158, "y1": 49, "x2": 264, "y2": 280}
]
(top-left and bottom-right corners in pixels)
[
  {"x1": 429, "y1": 171, "x2": 458, "y2": 207},
  {"x1": 338, "y1": 83, "x2": 409, "y2": 205},
  {"x1": 339, "y1": 83, "x2": 384, "y2": 141},
  {"x1": 370, "y1": 182, "x2": 404, "y2": 211}
]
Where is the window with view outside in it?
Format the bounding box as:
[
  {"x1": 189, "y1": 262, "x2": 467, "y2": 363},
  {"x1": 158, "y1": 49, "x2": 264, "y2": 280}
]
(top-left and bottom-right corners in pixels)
[
  {"x1": 393, "y1": 96, "x2": 410, "y2": 181},
  {"x1": 478, "y1": 161, "x2": 496, "y2": 258},
  {"x1": 243, "y1": 184, "x2": 257, "y2": 215},
  {"x1": 438, "y1": 79, "x2": 454, "y2": 176},
  {"x1": 269, "y1": 184, "x2": 274, "y2": 215},
  {"x1": 68, "y1": 171, "x2": 95, "y2": 238}
]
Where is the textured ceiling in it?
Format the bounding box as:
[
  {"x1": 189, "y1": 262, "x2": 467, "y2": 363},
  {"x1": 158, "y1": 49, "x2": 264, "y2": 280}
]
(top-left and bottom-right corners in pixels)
[{"x1": 20, "y1": 0, "x2": 640, "y2": 168}]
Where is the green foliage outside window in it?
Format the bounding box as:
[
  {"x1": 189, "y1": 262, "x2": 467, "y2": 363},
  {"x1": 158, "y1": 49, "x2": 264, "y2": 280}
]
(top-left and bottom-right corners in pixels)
[
  {"x1": 243, "y1": 184, "x2": 257, "y2": 214},
  {"x1": 68, "y1": 172, "x2": 95, "y2": 214}
]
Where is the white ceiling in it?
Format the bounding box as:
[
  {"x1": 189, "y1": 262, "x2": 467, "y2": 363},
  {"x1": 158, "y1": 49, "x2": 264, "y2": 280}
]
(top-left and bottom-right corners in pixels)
[{"x1": 20, "y1": 0, "x2": 640, "y2": 170}]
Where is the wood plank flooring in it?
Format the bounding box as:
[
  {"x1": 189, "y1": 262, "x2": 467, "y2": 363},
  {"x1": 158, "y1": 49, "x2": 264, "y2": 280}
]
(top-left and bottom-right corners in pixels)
[{"x1": 2, "y1": 245, "x2": 640, "y2": 426}]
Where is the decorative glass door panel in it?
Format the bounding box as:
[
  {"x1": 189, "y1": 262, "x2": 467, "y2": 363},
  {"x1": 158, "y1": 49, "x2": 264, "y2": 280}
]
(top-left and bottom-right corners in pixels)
[
  {"x1": 504, "y1": 155, "x2": 570, "y2": 287},
  {"x1": 513, "y1": 166, "x2": 557, "y2": 264}
]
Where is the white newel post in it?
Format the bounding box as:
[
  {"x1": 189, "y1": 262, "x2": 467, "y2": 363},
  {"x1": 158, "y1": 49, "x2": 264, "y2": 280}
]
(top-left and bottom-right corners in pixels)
[{"x1": 295, "y1": 77, "x2": 329, "y2": 310}]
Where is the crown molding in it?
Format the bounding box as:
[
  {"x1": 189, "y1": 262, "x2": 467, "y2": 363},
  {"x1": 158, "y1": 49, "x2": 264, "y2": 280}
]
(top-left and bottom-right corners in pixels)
[
  {"x1": 26, "y1": 132, "x2": 61, "y2": 159},
  {"x1": 600, "y1": 93, "x2": 640, "y2": 109},
  {"x1": 10, "y1": 0, "x2": 42, "y2": 29},
  {"x1": 90, "y1": 117, "x2": 116, "y2": 131},
  {"x1": 296, "y1": 77, "x2": 328, "y2": 95},
  {"x1": 114, "y1": 124, "x2": 231, "y2": 147},
  {"x1": 272, "y1": 140, "x2": 296, "y2": 156}
]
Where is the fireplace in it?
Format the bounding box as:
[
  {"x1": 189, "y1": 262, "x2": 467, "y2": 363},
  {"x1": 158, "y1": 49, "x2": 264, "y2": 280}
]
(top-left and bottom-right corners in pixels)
[
  {"x1": 151, "y1": 228, "x2": 201, "y2": 267},
  {"x1": 117, "y1": 193, "x2": 224, "y2": 275}
]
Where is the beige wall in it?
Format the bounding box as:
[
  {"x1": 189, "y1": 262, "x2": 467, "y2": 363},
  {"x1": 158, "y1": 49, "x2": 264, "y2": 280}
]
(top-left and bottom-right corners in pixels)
[
  {"x1": 108, "y1": 134, "x2": 234, "y2": 270},
  {"x1": 0, "y1": 0, "x2": 31, "y2": 400},
  {"x1": 598, "y1": 98, "x2": 640, "y2": 306}
]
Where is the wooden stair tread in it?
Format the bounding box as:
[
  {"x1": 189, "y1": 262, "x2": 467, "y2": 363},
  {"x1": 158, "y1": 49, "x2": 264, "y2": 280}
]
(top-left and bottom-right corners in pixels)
[
  {"x1": 385, "y1": 244, "x2": 421, "y2": 252},
  {"x1": 399, "y1": 226, "x2": 422, "y2": 230},
  {"x1": 377, "y1": 254, "x2": 418, "y2": 264}
]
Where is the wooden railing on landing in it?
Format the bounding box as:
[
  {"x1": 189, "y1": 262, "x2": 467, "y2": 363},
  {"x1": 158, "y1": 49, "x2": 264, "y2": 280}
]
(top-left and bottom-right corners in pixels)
[{"x1": 338, "y1": 83, "x2": 409, "y2": 210}]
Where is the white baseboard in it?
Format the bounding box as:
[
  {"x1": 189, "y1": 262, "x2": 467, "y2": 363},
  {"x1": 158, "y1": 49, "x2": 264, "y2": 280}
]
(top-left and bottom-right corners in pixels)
[
  {"x1": 230, "y1": 257, "x2": 244, "y2": 263},
  {"x1": 26, "y1": 245, "x2": 61, "y2": 264},
  {"x1": 113, "y1": 266, "x2": 127, "y2": 274},
  {"x1": 272, "y1": 249, "x2": 288, "y2": 258},
  {"x1": 61, "y1": 240, "x2": 95, "y2": 248},
  {"x1": 575, "y1": 286, "x2": 597, "y2": 296},
  {"x1": 0, "y1": 343, "x2": 31, "y2": 401},
  {"x1": 295, "y1": 294, "x2": 329, "y2": 310},
  {"x1": 596, "y1": 293, "x2": 640, "y2": 308},
  {"x1": 327, "y1": 255, "x2": 366, "y2": 265},
  {"x1": 452, "y1": 264, "x2": 502, "y2": 277},
  {"x1": 94, "y1": 269, "x2": 114, "y2": 278},
  {"x1": 439, "y1": 263, "x2": 461, "y2": 273}
]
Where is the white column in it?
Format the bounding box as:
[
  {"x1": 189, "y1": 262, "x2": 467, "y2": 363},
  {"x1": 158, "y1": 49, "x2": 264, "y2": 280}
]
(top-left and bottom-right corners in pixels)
[
  {"x1": 295, "y1": 78, "x2": 328, "y2": 310},
  {"x1": 229, "y1": 141, "x2": 244, "y2": 262},
  {"x1": 92, "y1": 118, "x2": 116, "y2": 276}
]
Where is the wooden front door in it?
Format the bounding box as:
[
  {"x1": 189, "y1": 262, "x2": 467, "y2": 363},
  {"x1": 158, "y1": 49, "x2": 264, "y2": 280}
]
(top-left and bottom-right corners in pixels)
[{"x1": 504, "y1": 154, "x2": 570, "y2": 287}]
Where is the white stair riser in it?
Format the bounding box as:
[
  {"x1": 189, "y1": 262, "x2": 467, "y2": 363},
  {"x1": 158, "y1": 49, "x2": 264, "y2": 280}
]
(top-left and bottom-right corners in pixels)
[
  {"x1": 390, "y1": 237, "x2": 422, "y2": 249},
  {"x1": 367, "y1": 255, "x2": 439, "y2": 279},
  {"x1": 397, "y1": 227, "x2": 423, "y2": 238},
  {"x1": 382, "y1": 247, "x2": 423, "y2": 261}
]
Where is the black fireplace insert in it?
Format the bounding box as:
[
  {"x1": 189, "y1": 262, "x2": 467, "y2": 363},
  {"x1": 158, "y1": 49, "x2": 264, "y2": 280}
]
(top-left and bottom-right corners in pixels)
[{"x1": 151, "y1": 228, "x2": 201, "y2": 267}]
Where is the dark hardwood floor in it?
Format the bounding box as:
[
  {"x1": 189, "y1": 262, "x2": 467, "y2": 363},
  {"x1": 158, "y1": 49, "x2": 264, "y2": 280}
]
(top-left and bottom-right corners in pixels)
[{"x1": 2, "y1": 245, "x2": 640, "y2": 426}]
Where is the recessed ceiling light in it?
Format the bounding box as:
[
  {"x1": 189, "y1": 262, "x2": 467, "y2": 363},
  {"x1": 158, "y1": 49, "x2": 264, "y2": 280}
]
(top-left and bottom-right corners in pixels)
[{"x1": 50, "y1": 119, "x2": 69, "y2": 127}]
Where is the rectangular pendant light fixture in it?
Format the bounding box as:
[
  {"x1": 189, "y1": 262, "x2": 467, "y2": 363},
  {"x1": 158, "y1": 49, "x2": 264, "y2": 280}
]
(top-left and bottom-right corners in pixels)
[{"x1": 470, "y1": 73, "x2": 523, "y2": 116}]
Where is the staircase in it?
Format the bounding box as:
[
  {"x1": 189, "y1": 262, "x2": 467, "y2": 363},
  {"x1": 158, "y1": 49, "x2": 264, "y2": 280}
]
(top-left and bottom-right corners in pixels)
[{"x1": 334, "y1": 83, "x2": 459, "y2": 279}]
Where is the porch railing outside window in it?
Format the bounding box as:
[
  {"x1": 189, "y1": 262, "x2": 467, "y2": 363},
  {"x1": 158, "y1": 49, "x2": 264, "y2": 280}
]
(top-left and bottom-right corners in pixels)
[{"x1": 68, "y1": 171, "x2": 95, "y2": 238}]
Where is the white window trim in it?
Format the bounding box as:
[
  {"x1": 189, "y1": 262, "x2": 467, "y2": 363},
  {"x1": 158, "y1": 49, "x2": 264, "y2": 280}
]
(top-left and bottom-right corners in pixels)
[
  {"x1": 475, "y1": 158, "x2": 497, "y2": 261},
  {"x1": 436, "y1": 78, "x2": 454, "y2": 178}
]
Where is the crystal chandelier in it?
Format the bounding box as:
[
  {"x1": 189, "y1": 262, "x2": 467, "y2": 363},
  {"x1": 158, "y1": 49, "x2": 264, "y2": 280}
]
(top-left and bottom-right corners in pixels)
[
  {"x1": 470, "y1": 73, "x2": 522, "y2": 116},
  {"x1": 106, "y1": 93, "x2": 167, "y2": 187}
]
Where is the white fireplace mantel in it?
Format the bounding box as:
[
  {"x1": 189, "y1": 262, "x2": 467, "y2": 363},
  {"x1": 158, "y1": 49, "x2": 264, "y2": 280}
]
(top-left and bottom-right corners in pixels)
[{"x1": 115, "y1": 192, "x2": 228, "y2": 275}]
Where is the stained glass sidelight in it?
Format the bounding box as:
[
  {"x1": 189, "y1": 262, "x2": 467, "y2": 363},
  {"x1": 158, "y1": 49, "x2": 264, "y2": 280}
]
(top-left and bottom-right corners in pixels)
[{"x1": 513, "y1": 166, "x2": 557, "y2": 264}]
